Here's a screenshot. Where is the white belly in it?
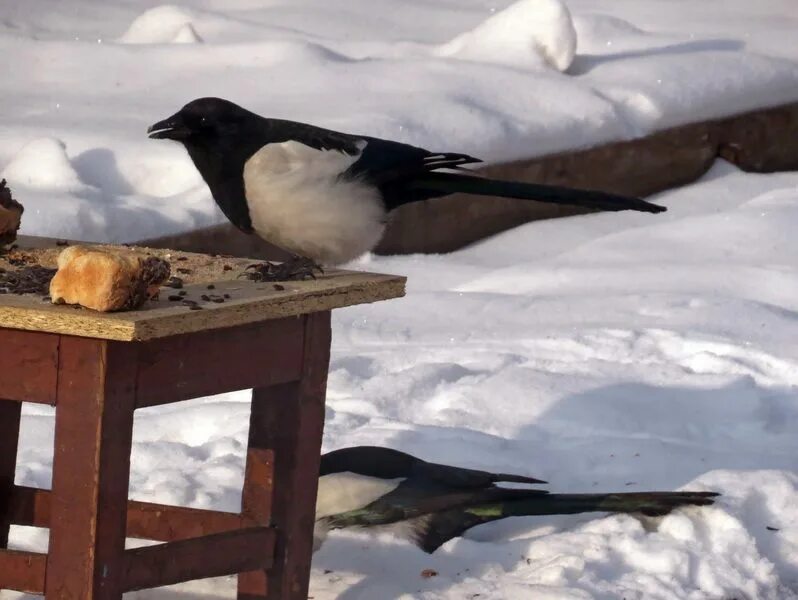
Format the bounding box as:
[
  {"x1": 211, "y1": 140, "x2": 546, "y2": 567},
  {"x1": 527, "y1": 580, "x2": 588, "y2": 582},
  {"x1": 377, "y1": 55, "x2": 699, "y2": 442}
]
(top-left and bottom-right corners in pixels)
[
  {"x1": 315, "y1": 472, "x2": 403, "y2": 520},
  {"x1": 243, "y1": 141, "x2": 387, "y2": 265}
]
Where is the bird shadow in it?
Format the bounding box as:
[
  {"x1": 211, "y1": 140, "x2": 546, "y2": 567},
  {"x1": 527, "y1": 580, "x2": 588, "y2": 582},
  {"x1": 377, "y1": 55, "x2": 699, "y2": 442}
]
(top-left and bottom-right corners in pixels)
[
  {"x1": 569, "y1": 38, "x2": 745, "y2": 75},
  {"x1": 72, "y1": 147, "x2": 136, "y2": 197}
]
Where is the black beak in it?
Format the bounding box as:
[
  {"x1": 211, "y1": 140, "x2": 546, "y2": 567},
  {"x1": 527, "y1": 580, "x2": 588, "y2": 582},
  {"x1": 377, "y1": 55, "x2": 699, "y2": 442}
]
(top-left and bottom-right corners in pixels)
[{"x1": 147, "y1": 113, "x2": 191, "y2": 140}]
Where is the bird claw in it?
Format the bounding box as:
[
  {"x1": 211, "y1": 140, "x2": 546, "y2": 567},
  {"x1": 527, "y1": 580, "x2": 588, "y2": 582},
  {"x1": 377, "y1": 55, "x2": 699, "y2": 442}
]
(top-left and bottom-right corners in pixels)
[{"x1": 239, "y1": 256, "x2": 324, "y2": 282}]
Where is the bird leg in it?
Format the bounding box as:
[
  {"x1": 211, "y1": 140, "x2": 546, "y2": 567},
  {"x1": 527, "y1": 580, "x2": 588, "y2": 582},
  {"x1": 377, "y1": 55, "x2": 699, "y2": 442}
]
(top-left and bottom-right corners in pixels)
[{"x1": 240, "y1": 255, "x2": 324, "y2": 282}]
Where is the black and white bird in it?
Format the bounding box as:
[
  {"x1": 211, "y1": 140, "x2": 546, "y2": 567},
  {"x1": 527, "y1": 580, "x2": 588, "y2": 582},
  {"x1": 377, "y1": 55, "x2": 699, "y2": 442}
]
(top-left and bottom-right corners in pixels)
[
  {"x1": 314, "y1": 446, "x2": 718, "y2": 553},
  {"x1": 148, "y1": 98, "x2": 666, "y2": 275}
]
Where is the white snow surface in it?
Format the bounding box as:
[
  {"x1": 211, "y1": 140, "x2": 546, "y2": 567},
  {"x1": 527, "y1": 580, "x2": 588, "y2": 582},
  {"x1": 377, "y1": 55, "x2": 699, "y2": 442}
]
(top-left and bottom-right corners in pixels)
[
  {"x1": 6, "y1": 161, "x2": 798, "y2": 599},
  {"x1": 1, "y1": 0, "x2": 798, "y2": 242}
]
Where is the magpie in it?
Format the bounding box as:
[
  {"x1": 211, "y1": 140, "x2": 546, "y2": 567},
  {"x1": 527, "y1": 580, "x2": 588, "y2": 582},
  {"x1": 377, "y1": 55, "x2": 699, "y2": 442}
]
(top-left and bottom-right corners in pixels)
[
  {"x1": 148, "y1": 98, "x2": 666, "y2": 276},
  {"x1": 314, "y1": 446, "x2": 718, "y2": 553}
]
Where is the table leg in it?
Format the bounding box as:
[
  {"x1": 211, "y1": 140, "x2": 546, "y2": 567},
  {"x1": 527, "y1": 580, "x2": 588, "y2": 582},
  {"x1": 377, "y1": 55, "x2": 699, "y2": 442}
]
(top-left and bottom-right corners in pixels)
[
  {"x1": 0, "y1": 399, "x2": 21, "y2": 548},
  {"x1": 45, "y1": 337, "x2": 138, "y2": 600},
  {"x1": 238, "y1": 312, "x2": 331, "y2": 600}
]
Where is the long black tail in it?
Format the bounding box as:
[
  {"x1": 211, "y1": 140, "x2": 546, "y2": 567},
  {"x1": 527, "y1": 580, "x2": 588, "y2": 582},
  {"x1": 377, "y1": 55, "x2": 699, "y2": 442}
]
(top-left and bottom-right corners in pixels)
[
  {"x1": 416, "y1": 491, "x2": 718, "y2": 553},
  {"x1": 408, "y1": 172, "x2": 666, "y2": 214}
]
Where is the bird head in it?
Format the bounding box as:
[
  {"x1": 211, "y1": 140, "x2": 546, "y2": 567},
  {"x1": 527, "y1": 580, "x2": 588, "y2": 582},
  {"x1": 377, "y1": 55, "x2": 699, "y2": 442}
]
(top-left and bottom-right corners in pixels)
[{"x1": 147, "y1": 97, "x2": 254, "y2": 147}]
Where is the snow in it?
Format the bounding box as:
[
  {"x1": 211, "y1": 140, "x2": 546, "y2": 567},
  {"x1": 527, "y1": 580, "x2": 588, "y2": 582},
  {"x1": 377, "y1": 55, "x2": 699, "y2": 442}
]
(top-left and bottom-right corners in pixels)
[
  {"x1": 436, "y1": 0, "x2": 577, "y2": 72},
  {"x1": 1, "y1": 0, "x2": 798, "y2": 242},
  {"x1": 1, "y1": 1, "x2": 798, "y2": 598},
  {"x1": 6, "y1": 160, "x2": 798, "y2": 599}
]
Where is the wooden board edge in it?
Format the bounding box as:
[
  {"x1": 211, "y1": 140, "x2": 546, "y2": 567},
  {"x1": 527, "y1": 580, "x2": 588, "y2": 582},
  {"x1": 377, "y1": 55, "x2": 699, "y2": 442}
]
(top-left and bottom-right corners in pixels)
[
  {"x1": 130, "y1": 276, "x2": 406, "y2": 340},
  {"x1": 0, "y1": 306, "x2": 138, "y2": 341}
]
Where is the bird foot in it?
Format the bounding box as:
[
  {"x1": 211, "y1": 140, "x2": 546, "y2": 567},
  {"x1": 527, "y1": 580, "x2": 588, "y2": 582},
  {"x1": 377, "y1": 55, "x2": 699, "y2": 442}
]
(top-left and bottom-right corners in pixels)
[{"x1": 240, "y1": 256, "x2": 324, "y2": 282}]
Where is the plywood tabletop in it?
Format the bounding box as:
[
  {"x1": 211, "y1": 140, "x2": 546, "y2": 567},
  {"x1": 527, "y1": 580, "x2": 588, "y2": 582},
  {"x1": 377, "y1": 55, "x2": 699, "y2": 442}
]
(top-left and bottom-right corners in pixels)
[{"x1": 0, "y1": 239, "x2": 405, "y2": 341}]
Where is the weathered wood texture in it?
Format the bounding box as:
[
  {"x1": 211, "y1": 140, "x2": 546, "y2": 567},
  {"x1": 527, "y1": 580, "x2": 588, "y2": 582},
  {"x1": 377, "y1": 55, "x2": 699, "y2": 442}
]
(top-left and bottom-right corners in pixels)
[
  {"x1": 238, "y1": 312, "x2": 331, "y2": 600},
  {"x1": 0, "y1": 242, "x2": 405, "y2": 341},
  {"x1": 0, "y1": 329, "x2": 58, "y2": 404},
  {"x1": 45, "y1": 337, "x2": 138, "y2": 599},
  {"x1": 8, "y1": 485, "x2": 255, "y2": 542},
  {"x1": 0, "y1": 550, "x2": 47, "y2": 594},
  {"x1": 122, "y1": 527, "x2": 276, "y2": 592},
  {"x1": 136, "y1": 317, "x2": 305, "y2": 407},
  {"x1": 138, "y1": 101, "x2": 798, "y2": 258}
]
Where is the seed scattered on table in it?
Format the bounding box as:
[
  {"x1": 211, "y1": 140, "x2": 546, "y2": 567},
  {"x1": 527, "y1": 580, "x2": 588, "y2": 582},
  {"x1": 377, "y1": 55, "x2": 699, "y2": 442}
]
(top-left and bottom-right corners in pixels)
[{"x1": 0, "y1": 264, "x2": 57, "y2": 295}]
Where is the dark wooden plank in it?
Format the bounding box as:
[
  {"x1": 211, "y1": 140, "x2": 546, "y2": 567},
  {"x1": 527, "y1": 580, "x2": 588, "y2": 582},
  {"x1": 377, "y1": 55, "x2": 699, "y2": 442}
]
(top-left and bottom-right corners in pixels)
[
  {"x1": 45, "y1": 338, "x2": 138, "y2": 600},
  {"x1": 122, "y1": 526, "x2": 275, "y2": 592},
  {"x1": 125, "y1": 498, "x2": 256, "y2": 542},
  {"x1": 0, "y1": 399, "x2": 21, "y2": 548},
  {"x1": 0, "y1": 549, "x2": 47, "y2": 594},
  {"x1": 9, "y1": 485, "x2": 256, "y2": 542},
  {"x1": 0, "y1": 328, "x2": 58, "y2": 404},
  {"x1": 136, "y1": 318, "x2": 304, "y2": 408},
  {"x1": 238, "y1": 311, "x2": 331, "y2": 600}
]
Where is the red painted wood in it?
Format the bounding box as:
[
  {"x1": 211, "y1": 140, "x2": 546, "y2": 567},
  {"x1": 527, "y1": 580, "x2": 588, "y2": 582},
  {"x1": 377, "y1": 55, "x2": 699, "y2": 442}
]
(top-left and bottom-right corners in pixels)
[
  {"x1": 122, "y1": 526, "x2": 275, "y2": 592},
  {"x1": 0, "y1": 549, "x2": 47, "y2": 594},
  {"x1": 9, "y1": 485, "x2": 257, "y2": 542},
  {"x1": 0, "y1": 399, "x2": 21, "y2": 548},
  {"x1": 238, "y1": 311, "x2": 331, "y2": 600},
  {"x1": 45, "y1": 337, "x2": 138, "y2": 600},
  {"x1": 136, "y1": 318, "x2": 304, "y2": 408},
  {"x1": 0, "y1": 328, "x2": 58, "y2": 404}
]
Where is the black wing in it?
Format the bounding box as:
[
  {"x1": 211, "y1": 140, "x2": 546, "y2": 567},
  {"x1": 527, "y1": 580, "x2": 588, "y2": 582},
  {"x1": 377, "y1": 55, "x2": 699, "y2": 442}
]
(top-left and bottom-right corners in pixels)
[
  {"x1": 345, "y1": 138, "x2": 482, "y2": 210},
  {"x1": 320, "y1": 446, "x2": 544, "y2": 487}
]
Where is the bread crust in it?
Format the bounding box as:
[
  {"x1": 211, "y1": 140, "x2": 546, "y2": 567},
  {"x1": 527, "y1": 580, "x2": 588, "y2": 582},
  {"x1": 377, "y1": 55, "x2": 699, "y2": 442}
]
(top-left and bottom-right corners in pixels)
[{"x1": 50, "y1": 246, "x2": 170, "y2": 312}]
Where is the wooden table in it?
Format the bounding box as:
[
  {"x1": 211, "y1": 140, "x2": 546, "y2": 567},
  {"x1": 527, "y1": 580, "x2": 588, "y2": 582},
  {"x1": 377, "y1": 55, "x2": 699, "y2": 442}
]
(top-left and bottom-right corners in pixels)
[{"x1": 0, "y1": 242, "x2": 405, "y2": 599}]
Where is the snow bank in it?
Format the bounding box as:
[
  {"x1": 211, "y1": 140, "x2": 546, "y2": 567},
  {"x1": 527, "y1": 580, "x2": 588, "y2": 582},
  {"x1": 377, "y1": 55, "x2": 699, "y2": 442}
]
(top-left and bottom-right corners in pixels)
[
  {"x1": 1, "y1": 138, "x2": 85, "y2": 192},
  {"x1": 437, "y1": 0, "x2": 577, "y2": 72},
  {"x1": 117, "y1": 5, "x2": 203, "y2": 45}
]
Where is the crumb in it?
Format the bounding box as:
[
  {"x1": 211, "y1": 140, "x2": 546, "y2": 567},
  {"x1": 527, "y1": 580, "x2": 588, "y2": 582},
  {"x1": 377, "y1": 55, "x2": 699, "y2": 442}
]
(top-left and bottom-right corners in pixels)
[{"x1": 420, "y1": 569, "x2": 438, "y2": 579}]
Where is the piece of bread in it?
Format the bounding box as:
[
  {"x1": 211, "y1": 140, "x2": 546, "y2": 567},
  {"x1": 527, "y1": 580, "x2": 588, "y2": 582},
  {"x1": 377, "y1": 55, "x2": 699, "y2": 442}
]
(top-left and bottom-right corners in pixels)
[
  {"x1": 50, "y1": 246, "x2": 171, "y2": 312},
  {"x1": 0, "y1": 179, "x2": 23, "y2": 248}
]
